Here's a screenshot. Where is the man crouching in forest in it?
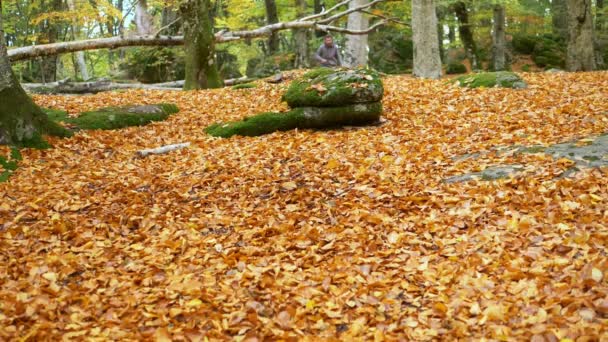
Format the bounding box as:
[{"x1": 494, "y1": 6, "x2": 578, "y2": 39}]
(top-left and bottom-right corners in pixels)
[{"x1": 315, "y1": 35, "x2": 342, "y2": 67}]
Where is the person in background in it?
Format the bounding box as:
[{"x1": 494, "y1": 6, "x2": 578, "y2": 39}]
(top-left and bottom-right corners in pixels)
[{"x1": 314, "y1": 35, "x2": 342, "y2": 67}]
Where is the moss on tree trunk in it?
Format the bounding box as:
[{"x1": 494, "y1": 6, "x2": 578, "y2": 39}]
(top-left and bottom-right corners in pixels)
[
  {"x1": 0, "y1": 2, "x2": 70, "y2": 146},
  {"x1": 180, "y1": 0, "x2": 223, "y2": 90}
]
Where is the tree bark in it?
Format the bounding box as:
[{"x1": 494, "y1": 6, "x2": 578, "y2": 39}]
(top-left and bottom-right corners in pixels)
[
  {"x1": 598, "y1": 0, "x2": 605, "y2": 32},
  {"x1": 314, "y1": 0, "x2": 325, "y2": 37},
  {"x1": 436, "y1": 6, "x2": 445, "y2": 63},
  {"x1": 566, "y1": 0, "x2": 596, "y2": 71},
  {"x1": 180, "y1": 0, "x2": 223, "y2": 90},
  {"x1": 344, "y1": 0, "x2": 369, "y2": 67},
  {"x1": 264, "y1": 0, "x2": 280, "y2": 54},
  {"x1": 453, "y1": 1, "x2": 480, "y2": 70},
  {"x1": 0, "y1": 0, "x2": 65, "y2": 145},
  {"x1": 294, "y1": 0, "x2": 309, "y2": 68},
  {"x1": 135, "y1": 0, "x2": 154, "y2": 35},
  {"x1": 412, "y1": 0, "x2": 442, "y2": 79},
  {"x1": 66, "y1": 0, "x2": 90, "y2": 80},
  {"x1": 492, "y1": 5, "x2": 507, "y2": 71},
  {"x1": 552, "y1": 0, "x2": 568, "y2": 41}
]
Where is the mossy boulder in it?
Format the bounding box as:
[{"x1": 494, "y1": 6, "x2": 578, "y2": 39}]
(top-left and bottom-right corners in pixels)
[
  {"x1": 45, "y1": 103, "x2": 179, "y2": 131},
  {"x1": 207, "y1": 68, "x2": 384, "y2": 138},
  {"x1": 205, "y1": 102, "x2": 382, "y2": 138},
  {"x1": 446, "y1": 62, "x2": 467, "y2": 75},
  {"x1": 455, "y1": 72, "x2": 527, "y2": 89},
  {"x1": 283, "y1": 68, "x2": 383, "y2": 107}
]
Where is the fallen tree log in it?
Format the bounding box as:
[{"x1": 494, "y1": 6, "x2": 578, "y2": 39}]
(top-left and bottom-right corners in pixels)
[
  {"x1": 136, "y1": 142, "x2": 190, "y2": 157},
  {"x1": 8, "y1": 0, "x2": 393, "y2": 62},
  {"x1": 21, "y1": 80, "x2": 182, "y2": 94},
  {"x1": 21, "y1": 77, "x2": 258, "y2": 94}
]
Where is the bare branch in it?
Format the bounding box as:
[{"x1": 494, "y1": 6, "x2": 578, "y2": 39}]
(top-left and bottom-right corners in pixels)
[
  {"x1": 299, "y1": 0, "x2": 354, "y2": 22},
  {"x1": 317, "y1": 20, "x2": 386, "y2": 34},
  {"x1": 360, "y1": 9, "x2": 409, "y2": 26},
  {"x1": 317, "y1": 0, "x2": 392, "y2": 24}
]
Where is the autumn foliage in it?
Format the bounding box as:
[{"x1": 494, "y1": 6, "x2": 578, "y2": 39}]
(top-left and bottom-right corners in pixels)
[{"x1": 0, "y1": 71, "x2": 607, "y2": 340}]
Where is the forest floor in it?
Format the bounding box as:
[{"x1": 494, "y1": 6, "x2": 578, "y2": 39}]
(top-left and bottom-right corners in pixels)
[{"x1": 1, "y1": 71, "x2": 607, "y2": 340}]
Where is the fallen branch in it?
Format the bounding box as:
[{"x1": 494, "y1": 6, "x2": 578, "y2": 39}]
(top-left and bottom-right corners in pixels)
[
  {"x1": 8, "y1": 0, "x2": 394, "y2": 62},
  {"x1": 136, "y1": 143, "x2": 190, "y2": 158}
]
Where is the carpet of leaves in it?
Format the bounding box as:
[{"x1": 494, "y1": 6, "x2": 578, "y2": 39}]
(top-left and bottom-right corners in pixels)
[{"x1": 1, "y1": 72, "x2": 607, "y2": 341}]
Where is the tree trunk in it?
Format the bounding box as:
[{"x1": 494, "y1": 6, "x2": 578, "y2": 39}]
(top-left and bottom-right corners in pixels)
[
  {"x1": 180, "y1": 0, "x2": 223, "y2": 90},
  {"x1": 293, "y1": 0, "x2": 309, "y2": 68},
  {"x1": 552, "y1": 0, "x2": 568, "y2": 41},
  {"x1": 135, "y1": 0, "x2": 154, "y2": 35},
  {"x1": 453, "y1": 1, "x2": 480, "y2": 70},
  {"x1": 566, "y1": 0, "x2": 596, "y2": 71},
  {"x1": 161, "y1": 6, "x2": 181, "y2": 35},
  {"x1": 66, "y1": 0, "x2": 90, "y2": 80},
  {"x1": 264, "y1": 0, "x2": 280, "y2": 54},
  {"x1": 344, "y1": 0, "x2": 369, "y2": 67},
  {"x1": 492, "y1": 5, "x2": 507, "y2": 71},
  {"x1": 37, "y1": 0, "x2": 64, "y2": 83},
  {"x1": 448, "y1": 23, "x2": 456, "y2": 44},
  {"x1": 436, "y1": 6, "x2": 445, "y2": 63},
  {"x1": 0, "y1": 0, "x2": 66, "y2": 145},
  {"x1": 412, "y1": 0, "x2": 442, "y2": 79},
  {"x1": 598, "y1": 0, "x2": 604, "y2": 32},
  {"x1": 314, "y1": 0, "x2": 325, "y2": 37}
]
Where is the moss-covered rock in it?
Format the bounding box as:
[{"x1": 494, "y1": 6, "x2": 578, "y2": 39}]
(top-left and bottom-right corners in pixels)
[
  {"x1": 45, "y1": 103, "x2": 179, "y2": 131},
  {"x1": 454, "y1": 72, "x2": 527, "y2": 89},
  {"x1": 446, "y1": 62, "x2": 467, "y2": 74},
  {"x1": 206, "y1": 102, "x2": 382, "y2": 138},
  {"x1": 283, "y1": 68, "x2": 383, "y2": 108}
]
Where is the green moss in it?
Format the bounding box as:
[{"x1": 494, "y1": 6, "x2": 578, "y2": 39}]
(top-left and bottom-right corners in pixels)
[
  {"x1": 446, "y1": 62, "x2": 467, "y2": 74},
  {"x1": 206, "y1": 111, "x2": 304, "y2": 138},
  {"x1": 302, "y1": 68, "x2": 335, "y2": 80},
  {"x1": 44, "y1": 104, "x2": 179, "y2": 131},
  {"x1": 0, "y1": 147, "x2": 21, "y2": 182},
  {"x1": 232, "y1": 83, "x2": 257, "y2": 90},
  {"x1": 283, "y1": 68, "x2": 383, "y2": 108},
  {"x1": 455, "y1": 71, "x2": 527, "y2": 89},
  {"x1": 206, "y1": 102, "x2": 382, "y2": 138}
]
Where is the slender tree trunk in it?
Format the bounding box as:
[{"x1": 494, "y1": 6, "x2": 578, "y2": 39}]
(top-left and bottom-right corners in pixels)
[
  {"x1": 598, "y1": 0, "x2": 604, "y2": 32},
  {"x1": 66, "y1": 0, "x2": 90, "y2": 80},
  {"x1": 135, "y1": 0, "x2": 154, "y2": 35},
  {"x1": 314, "y1": 0, "x2": 325, "y2": 37},
  {"x1": 552, "y1": 0, "x2": 568, "y2": 41},
  {"x1": 344, "y1": 0, "x2": 369, "y2": 67},
  {"x1": 436, "y1": 6, "x2": 445, "y2": 63},
  {"x1": 453, "y1": 1, "x2": 480, "y2": 70},
  {"x1": 0, "y1": 0, "x2": 66, "y2": 145},
  {"x1": 293, "y1": 0, "x2": 309, "y2": 68},
  {"x1": 180, "y1": 0, "x2": 223, "y2": 90},
  {"x1": 566, "y1": 0, "x2": 596, "y2": 71},
  {"x1": 492, "y1": 5, "x2": 507, "y2": 71},
  {"x1": 448, "y1": 23, "x2": 456, "y2": 44},
  {"x1": 37, "y1": 0, "x2": 64, "y2": 82},
  {"x1": 264, "y1": 0, "x2": 280, "y2": 54},
  {"x1": 161, "y1": 6, "x2": 181, "y2": 35},
  {"x1": 412, "y1": 0, "x2": 442, "y2": 79}
]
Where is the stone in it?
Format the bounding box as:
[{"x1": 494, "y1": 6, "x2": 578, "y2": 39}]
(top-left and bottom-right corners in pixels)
[
  {"x1": 455, "y1": 71, "x2": 527, "y2": 89},
  {"x1": 283, "y1": 68, "x2": 384, "y2": 107}
]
